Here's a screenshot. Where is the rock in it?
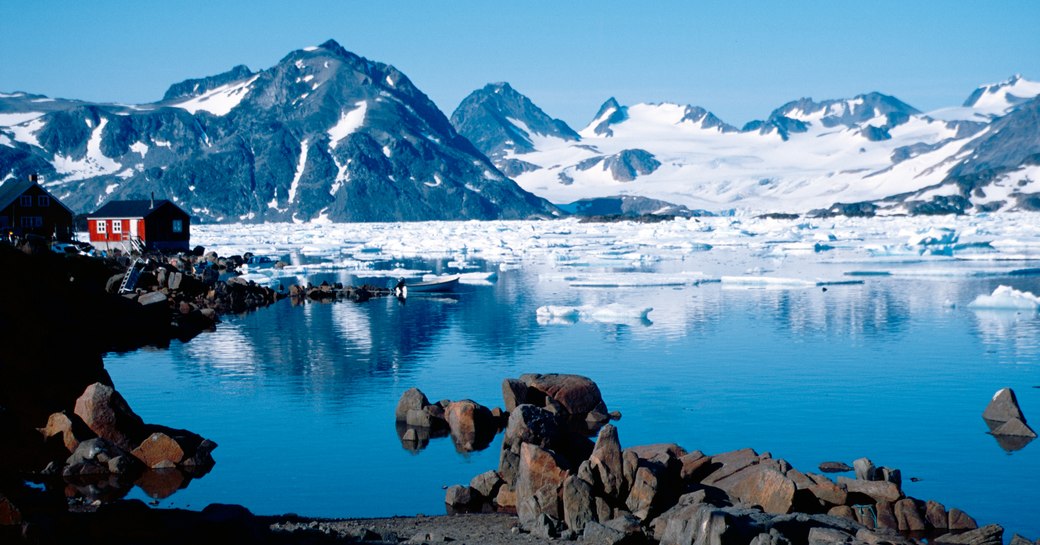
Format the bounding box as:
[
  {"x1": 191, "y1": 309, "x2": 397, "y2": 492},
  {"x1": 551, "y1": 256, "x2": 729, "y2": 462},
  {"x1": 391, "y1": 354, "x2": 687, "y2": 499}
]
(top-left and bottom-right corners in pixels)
[
  {"x1": 895, "y1": 498, "x2": 926, "y2": 531},
  {"x1": 806, "y1": 473, "x2": 847, "y2": 506},
  {"x1": 948, "y1": 508, "x2": 978, "y2": 530},
  {"x1": 495, "y1": 486, "x2": 517, "y2": 509},
  {"x1": 0, "y1": 494, "x2": 22, "y2": 525},
  {"x1": 526, "y1": 512, "x2": 560, "y2": 539},
  {"x1": 519, "y1": 373, "x2": 603, "y2": 415},
  {"x1": 499, "y1": 404, "x2": 560, "y2": 486},
  {"x1": 1009, "y1": 534, "x2": 1034, "y2": 545},
  {"x1": 627, "y1": 443, "x2": 686, "y2": 464},
  {"x1": 926, "y1": 500, "x2": 949, "y2": 530},
  {"x1": 395, "y1": 388, "x2": 429, "y2": 421},
  {"x1": 502, "y1": 379, "x2": 528, "y2": 412},
  {"x1": 625, "y1": 465, "x2": 665, "y2": 520},
  {"x1": 991, "y1": 417, "x2": 1037, "y2": 437},
  {"x1": 130, "y1": 432, "x2": 185, "y2": 468},
  {"x1": 983, "y1": 388, "x2": 1027, "y2": 423},
  {"x1": 562, "y1": 475, "x2": 595, "y2": 532},
  {"x1": 935, "y1": 524, "x2": 1003, "y2": 545},
  {"x1": 137, "y1": 291, "x2": 169, "y2": 306},
  {"x1": 875, "y1": 501, "x2": 898, "y2": 530},
  {"x1": 595, "y1": 496, "x2": 613, "y2": 524},
  {"x1": 73, "y1": 382, "x2": 145, "y2": 451},
  {"x1": 853, "y1": 457, "x2": 876, "y2": 481},
  {"x1": 64, "y1": 437, "x2": 138, "y2": 476},
  {"x1": 808, "y1": 527, "x2": 854, "y2": 545},
  {"x1": 583, "y1": 521, "x2": 627, "y2": 545},
  {"x1": 838, "y1": 476, "x2": 901, "y2": 503},
  {"x1": 702, "y1": 448, "x2": 760, "y2": 485},
  {"x1": 445, "y1": 399, "x2": 495, "y2": 451},
  {"x1": 469, "y1": 470, "x2": 502, "y2": 500},
  {"x1": 39, "y1": 410, "x2": 95, "y2": 453},
  {"x1": 444, "y1": 484, "x2": 472, "y2": 507},
  {"x1": 622, "y1": 449, "x2": 639, "y2": 493},
  {"x1": 713, "y1": 464, "x2": 796, "y2": 514},
  {"x1": 878, "y1": 467, "x2": 901, "y2": 487},
  {"x1": 516, "y1": 443, "x2": 569, "y2": 525},
  {"x1": 680, "y1": 452, "x2": 713, "y2": 482},
  {"x1": 105, "y1": 273, "x2": 125, "y2": 294},
  {"x1": 590, "y1": 424, "x2": 626, "y2": 498},
  {"x1": 827, "y1": 505, "x2": 856, "y2": 522},
  {"x1": 818, "y1": 461, "x2": 852, "y2": 473},
  {"x1": 785, "y1": 468, "x2": 814, "y2": 490}
]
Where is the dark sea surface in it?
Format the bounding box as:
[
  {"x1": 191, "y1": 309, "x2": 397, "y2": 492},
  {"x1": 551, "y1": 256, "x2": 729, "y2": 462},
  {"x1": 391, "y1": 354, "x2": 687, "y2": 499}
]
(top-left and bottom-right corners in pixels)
[{"x1": 106, "y1": 262, "x2": 1040, "y2": 538}]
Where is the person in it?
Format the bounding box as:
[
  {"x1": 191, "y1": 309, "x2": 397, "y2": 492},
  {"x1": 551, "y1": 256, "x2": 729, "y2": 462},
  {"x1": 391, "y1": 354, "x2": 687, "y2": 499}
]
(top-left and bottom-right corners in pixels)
[{"x1": 394, "y1": 277, "x2": 406, "y2": 298}]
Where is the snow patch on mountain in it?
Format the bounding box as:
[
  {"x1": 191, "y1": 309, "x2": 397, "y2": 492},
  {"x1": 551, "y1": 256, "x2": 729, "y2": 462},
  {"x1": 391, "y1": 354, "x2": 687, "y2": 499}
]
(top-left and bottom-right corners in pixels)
[
  {"x1": 929, "y1": 75, "x2": 1040, "y2": 121},
  {"x1": 169, "y1": 74, "x2": 259, "y2": 116},
  {"x1": 328, "y1": 101, "x2": 367, "y2": 149},
  {"x1": 52, "y1": 118, "x2": 122, "y2": 182}
]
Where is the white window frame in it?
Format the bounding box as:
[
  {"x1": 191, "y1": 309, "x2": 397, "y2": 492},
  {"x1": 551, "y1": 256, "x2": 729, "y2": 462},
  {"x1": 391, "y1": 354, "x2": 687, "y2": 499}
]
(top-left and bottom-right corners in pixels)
[
  {"x1": 111, "y1": 220, "x2": 122, "y2": 234},
  {"x1": 96, "y1": 220, "x2": 107, "y2": 234}
]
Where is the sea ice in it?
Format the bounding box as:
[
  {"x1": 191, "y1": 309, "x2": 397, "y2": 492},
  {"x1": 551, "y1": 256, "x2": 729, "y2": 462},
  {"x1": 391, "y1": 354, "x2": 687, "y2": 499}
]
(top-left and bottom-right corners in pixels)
[
  {"x1": 536, "y1": 304, "x2": 653, "y2": 325},
  {"x1": 968, "y1": 285, "x2": 1040, "y2": 311}
]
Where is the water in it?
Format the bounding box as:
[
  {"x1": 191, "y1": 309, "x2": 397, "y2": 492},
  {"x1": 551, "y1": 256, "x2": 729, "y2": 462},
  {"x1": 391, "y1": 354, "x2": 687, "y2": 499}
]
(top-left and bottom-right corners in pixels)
[{"x1": 106, "y1": 260, "x2": 1040, "y2": 538}]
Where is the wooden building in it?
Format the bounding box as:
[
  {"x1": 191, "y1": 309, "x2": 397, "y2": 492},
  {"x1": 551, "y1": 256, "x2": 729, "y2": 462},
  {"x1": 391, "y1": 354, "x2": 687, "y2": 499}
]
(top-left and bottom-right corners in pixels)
[
  {"x1": 0, "y1": 174, "x2": 74, "y2": 241},
  {"x1": 86, "y1": 198, "x2": 191, "y2": 252}
]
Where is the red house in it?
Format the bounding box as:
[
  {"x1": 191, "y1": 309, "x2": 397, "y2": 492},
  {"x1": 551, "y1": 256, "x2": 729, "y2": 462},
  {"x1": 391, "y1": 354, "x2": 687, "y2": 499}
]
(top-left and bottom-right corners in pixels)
[{"x1": 86, "y1": 199, "x2": 190, "y2": 253}]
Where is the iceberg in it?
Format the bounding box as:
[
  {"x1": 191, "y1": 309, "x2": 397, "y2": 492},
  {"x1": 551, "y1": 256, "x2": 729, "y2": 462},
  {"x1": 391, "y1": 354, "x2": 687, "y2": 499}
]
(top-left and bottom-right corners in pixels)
[
  {"x1": 968, "y1": 285, "x2": 1040, "y2": 311},
  {"x1": 536, "y1": 304, "x2": 653, "y2": 325}
]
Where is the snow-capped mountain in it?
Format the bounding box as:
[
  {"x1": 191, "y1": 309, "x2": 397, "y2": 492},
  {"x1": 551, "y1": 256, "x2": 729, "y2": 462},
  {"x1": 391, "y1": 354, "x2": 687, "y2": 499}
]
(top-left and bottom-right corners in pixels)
[
  {"x1": 451, "y1": 82, "x2": 580, "y2": 177},
  {"x1": 453, "y1": 76, "x2": 1040, "y2": 215},
  {"x1": 0, "y1": 40, "x2": 557, "y2": 222}
]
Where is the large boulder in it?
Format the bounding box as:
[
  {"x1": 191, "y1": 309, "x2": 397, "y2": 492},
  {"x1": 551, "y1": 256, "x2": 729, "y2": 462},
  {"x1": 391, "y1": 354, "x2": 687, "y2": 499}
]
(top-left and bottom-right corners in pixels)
[
  {"x1": 502, "y1": 379, "x2": 528, "y2": 412},
  {"x1": 444, "y1": 399, "x2": 495, "y2": 452},
  {"x1": 499, "y1": 404, "x2": 560, "y2": 486},
  {"x1": 516, "y1": 443, "x2": 570, "y2": 527},
  {"x1": 63, "y1": 437, "x2": 140, "y2": 476},
  {"x1": 713, "y1": 464, "x2": 796, "y2": 515},
  {"x1": 983, "y1": 388, "x2": 1026, "y2": 423},
  {"x1": 394, "y1": 388, "x2": 430, "y2": 421},
  {"x1": 895, "y1": 498, "x2": 927, "y2": 531},
  {"x1": 838, "y1": 476, "x2": 902, "y2": 503},
  {"x1": 38, "y1": 410, "x2": 95, "y2": 453},
  {"x1": 519, "y1": 373, "x2": 604, "y2": 415},
  {"x1": 130, "y1": 432, "x2": 185, "y2": 469},
  {"x1": 589, "y1": 424, "x2": 625, "y2": 498},
  {"x1": 935, "y1": 524, "x2": 1003, "y2": 545},
  {"x1": 73, "y1": 382, "x2": 145, "y2": 451},
  {"x1": 990, "y1": 417, "x2": 1037, "y2": 438},
  {"x1": 562, "y1": 474, "x2": 596, "y2": 532}
]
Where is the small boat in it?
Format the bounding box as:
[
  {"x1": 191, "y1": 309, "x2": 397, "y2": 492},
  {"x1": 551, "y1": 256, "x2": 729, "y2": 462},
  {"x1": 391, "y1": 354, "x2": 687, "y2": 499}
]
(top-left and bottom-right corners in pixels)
[{"x1": 404, "y1": 275, "x2": 461, "y2": 294}]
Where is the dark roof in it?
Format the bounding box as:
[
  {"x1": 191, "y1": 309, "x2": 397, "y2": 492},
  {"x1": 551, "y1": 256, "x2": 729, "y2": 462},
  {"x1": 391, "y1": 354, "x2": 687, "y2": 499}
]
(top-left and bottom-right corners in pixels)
[
  {"x1": 87, "y1": 199, "x2": 187, "y2": 219},
  {"x1": 0, "y1": 177, "x2": 74, "y2": 214}
]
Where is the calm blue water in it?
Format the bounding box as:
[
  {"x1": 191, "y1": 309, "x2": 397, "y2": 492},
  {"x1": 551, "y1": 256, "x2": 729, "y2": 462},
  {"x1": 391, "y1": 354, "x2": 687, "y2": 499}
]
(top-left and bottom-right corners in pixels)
[{"x1": 106, "y1": 263, "x2": 1040, "y2": 538}]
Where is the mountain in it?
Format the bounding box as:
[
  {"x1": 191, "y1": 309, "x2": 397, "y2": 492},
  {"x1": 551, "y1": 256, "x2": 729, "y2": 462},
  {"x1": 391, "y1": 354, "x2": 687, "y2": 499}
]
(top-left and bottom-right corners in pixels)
[
  {"x1": 452, "y1": 77, "x2": 1040, "y2": 215},
  {"x1": 450, "y1": 82, "x2": 579, "y2": 177},
  {"x1": 0, "y1": 40, "x2": 558, "y2": 222}
]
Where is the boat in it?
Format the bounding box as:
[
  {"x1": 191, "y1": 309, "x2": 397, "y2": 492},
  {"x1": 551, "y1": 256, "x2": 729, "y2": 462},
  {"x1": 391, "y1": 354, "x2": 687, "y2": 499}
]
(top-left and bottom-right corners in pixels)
[{"x1": 403, "y1": 275, "x2": 460, "y2": 294}]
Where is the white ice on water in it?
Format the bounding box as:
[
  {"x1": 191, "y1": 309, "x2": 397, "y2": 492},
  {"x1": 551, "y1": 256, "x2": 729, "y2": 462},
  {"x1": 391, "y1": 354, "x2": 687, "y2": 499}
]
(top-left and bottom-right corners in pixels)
[
  {"x1": 968, "y1": 285, "x2": 1040, "y2": 311},
  {"x1": 536, "y1": 304, "x2": 653, "y2": 325}
]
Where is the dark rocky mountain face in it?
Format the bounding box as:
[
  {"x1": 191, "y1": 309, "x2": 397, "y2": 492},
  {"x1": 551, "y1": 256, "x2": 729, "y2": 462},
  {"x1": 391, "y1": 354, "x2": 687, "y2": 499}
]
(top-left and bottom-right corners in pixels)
[
  {"x1": 450, "y1": 82, "x2": 579, "y2": 161},
  {"x1": 0, "y1": 40, "x2": 558, "y2": 222}
]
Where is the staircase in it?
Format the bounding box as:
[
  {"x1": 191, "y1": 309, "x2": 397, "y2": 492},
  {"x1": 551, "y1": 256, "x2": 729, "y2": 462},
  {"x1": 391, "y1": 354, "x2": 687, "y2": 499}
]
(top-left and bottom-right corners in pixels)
[{"x1": 118, "y1": 258, "x2": 148, "y2": 294}]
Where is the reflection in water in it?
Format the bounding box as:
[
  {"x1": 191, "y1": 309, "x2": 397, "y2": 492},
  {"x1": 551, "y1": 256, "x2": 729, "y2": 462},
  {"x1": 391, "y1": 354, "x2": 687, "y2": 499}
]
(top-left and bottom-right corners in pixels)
[{"x1": 973, "y1": 310, "x2": 1040, "y2": 363}]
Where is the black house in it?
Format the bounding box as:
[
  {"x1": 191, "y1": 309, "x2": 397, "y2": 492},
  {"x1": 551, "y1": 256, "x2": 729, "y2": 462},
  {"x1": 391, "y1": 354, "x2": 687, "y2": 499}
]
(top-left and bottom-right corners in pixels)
[{"x1": 0, "y1": 175, "x2": 74, "y2": 241}]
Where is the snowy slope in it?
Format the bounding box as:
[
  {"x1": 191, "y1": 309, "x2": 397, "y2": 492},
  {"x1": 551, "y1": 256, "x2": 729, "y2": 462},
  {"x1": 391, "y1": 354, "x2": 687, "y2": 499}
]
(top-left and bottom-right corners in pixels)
[{"x1": 929, "y1": 75, "x2": 1040, "y2": 122}]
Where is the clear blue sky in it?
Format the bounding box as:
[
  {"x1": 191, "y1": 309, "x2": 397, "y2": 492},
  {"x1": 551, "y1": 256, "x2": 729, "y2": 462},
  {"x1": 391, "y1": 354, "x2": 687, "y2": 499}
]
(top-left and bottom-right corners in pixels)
[{"x1": 2, "y1": 1, "x2": 1038, "y2": 128}]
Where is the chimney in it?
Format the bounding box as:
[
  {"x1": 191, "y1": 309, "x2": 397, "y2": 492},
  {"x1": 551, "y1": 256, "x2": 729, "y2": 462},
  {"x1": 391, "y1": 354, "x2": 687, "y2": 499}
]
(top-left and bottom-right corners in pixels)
[
  {"x1": 150, "y1": 192, "x2": 154, "y2": 209},
  {"x1": 29, "y1": 173, "x2": 38, "y2": 184}
]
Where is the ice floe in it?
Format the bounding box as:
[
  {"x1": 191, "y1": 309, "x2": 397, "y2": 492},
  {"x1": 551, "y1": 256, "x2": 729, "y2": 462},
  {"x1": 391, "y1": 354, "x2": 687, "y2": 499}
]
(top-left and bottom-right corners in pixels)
[
  {"x1": 968, "y1": 285, "x2": 1040, "y2": 311},
  {"x1": 536, "y1": 304, "x2": 653, "y2": 325}
]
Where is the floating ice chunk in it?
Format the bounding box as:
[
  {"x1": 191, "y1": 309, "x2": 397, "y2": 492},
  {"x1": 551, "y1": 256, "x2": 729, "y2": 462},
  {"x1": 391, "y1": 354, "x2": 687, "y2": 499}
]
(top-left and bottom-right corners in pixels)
[
  {"x1": 722, "y1": 276, "x2": 816, "y2": 288},
  {"x1": 968, "y1": 285, "x2": 1040, "y2": 311},
  {"x1": 422, "y1": 271, "x2": 497, "y2": 285},
  {"x1": 557, "y1": 272, "x2": 711, "y2": 288},
  {"x1": 536, "y1": 304, "x2": 653, "y2": 325},
  {"x1": 906, "y1": 227, "x2": 958, "y2": 246},
  {"x1": 235, "y1": 273, "x2": 277, "y2": 286}
]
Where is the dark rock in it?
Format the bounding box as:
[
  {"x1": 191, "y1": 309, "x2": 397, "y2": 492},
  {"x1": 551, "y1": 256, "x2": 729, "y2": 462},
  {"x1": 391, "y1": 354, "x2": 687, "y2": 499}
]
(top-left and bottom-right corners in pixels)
[
  {"x1": 590, "y1": 424, "x2": 625, "y2": 498},
  {"x1": 469, "y1": 470, "x2": 502, "y2": 500},
  {"x1": 498, "y1": 404, "x2": 560, "y2": 486},
  {"x1": 875, "y1": 501, "x2": 898, "y2": 530},
  {"x1": 894, "y1": 498, "x2": 926, "y2": 531},
  {"x1": 983, "y1": 388, "x2": 1027, "y2": 422},
  {"x1": 135, "y1": 468, "x2": 186, "y2": 499},
  {"x1": 444, "y1": 484, "x2": 472, "y2": 507},
  {"x1": 516, "y1": 443, "x2": 569, "y2": 525},
  {"x1": 583, "y1": 521, "x2": 628, "y2": 545},
  {"x1": 819, "y1": 459, "x2": 852, "y2": 472},
  {"x1": 948, "y1": 508, "x2": 978, "y2": 530},
  {"x1": 1008, "y1": 534, "x2": 1034, "y2": 545},
  {"x1": 807, "y1": 527, "x2": 853, "y2": 545},
  {"x1": 502, "y1": 379, "x2": 528, "y2": 412},
  {"x1": 64, "y1": 437, "x2": 139, "y2": 476},
  {"x1": 991, "y1": 417, "x2": 1037, "y2": 437},
  {"x1": 826, "y1": 505, "x2": 855, "y2": 522},
  {"x1": 519, "y1": 373, "x2": 604, "y2": 415},
  {"x1": 395, "y1": 388, "x2": 430, "y2": 421},
  {"x1": 562, "y1": 475, "x2": 595, "y2": 532},
  {"x1": 926, "y1": 500, "x2": 949, "y2": 530}
]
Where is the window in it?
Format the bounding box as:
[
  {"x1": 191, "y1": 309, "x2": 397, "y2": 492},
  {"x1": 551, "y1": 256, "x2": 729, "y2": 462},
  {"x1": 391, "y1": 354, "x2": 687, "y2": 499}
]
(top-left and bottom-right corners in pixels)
[
  {"x1": 111, "y1": 220, "x2": 122, "y2": 234},
  {"x1": 33, "y1": 217, "x2": 42, "y2": 227},
  {"x1": 20, "y1": 217, "x2": 32, "y2": 227},
  {"x1": 20, "y1": 195, "x2": 32, "y2": 207},
  {"x1": 37, "y1": 195, "x2": 50, "y2": 207},
  {"x1": 96, "y1": 220, "x2": 107, "y2": 234},
  {"x1": 172, "y1": 219, "x2": 183, "y2": 233}
]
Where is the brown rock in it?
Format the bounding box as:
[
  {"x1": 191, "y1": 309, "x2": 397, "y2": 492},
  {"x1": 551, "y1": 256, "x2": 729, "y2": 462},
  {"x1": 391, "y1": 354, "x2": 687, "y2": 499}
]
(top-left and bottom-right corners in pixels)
[
  {"x1": 827, "y1": 505, "x2": 856, "y2": 521},
  {"x1": 594, "y1": 496, "x2": 612, "y2": 524},
  {"x1": 838, "y1": 476, "x2": 902, "y2": 503},
  {"x1": 786, "y1": 468, "x2": 815, "y2": 489},
  {"x1": 806, "y1": 473, "x2": 847, "y2": 506},
  {"x1": 625, "y1": 466, "x2": 662, "y2": 520},
  {"x1": 495, "y1": 486, "x2": 517, "y2": 509},
  {"x1": 39, "y1": 410, "x2": 95, "y2": 453},
  {"x1": 502, "y1": 379, "x2": 528, "y2": 412},
  {"x1": 948, "y1": 508, "x2": 978, "y2": 531},
  {"x1": 702, "y1": 448, "x2": 760, "y2": 485},
  {"x1": 395, "y1": 388, "x2": 429, "y2": 421},
  {"x1": 808, "y1": 528, "x2": 855, "y2": 545},
  {"x1": 590, "y1": 424, "x2": 625, "y2": 499},
  {"x1": 516, "y1": 443, "x2": 568, "y2": 524},
  {"x1": 876, "y1": 501, "x2": 898, "y2": 530},
  {"x1": 935, "y1": 524, "x2": 1003, "y2": 545},
  {"x1": 713, "y1": 464, "x2": 796, "y2": 514},
  {"x1": 853, "y1": 457, "x2": 876, "y2": 480},
  {"x1": 818, "y1": 461, "x2": 853, "y2": 473},
  {"x1": 131, "y1": 432, "x2": 185, "y2": 468},
  {"x1": 519, "y1": 373, "x2": 603, "y2": 415},
  {"x1": 498, "y1": 404, "x2": 560, "y2": 486},
  {"x1": 73, "y1": 382, "x2": 145, "y2": 451},
  {"x1": 627, "y1": 443, "x2": 686, "y2": 464},
  {"x1": 983, "y1": 388, "x2": 1026, "y2": 423},
  {"x1": 444, "y1": 399, "x2": 494, "y2": 451},
  {"x1": 680, "y1": 452, "x2": 713, "y2": 482},
  {"x1": 926, "y1": 500, "x2": 949, "y2": 530},
  {"x1": 470, "y1": 470, "x2": 502, "y2": 500},
  {"x1": 895, "y1": 498, "x2": 927, "y2": 531},
  {"x1": 445, "y1": 485, "x2": 473, "y2": 507}
]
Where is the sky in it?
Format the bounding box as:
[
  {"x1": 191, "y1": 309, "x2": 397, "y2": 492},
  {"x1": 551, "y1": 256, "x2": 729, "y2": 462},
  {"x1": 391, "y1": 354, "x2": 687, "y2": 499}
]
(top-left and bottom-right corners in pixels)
[{"x1": 2, "y1": 1, "x2": 1039, "y2": 128}]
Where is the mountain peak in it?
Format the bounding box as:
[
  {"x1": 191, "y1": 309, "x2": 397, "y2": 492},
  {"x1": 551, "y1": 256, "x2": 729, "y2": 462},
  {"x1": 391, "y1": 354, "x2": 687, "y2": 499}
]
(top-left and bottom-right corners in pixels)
[
  {"x1": 963, "y1": 74, "x2": 1040, "y2": 111},
  {"x1": 584, "y1": 97, "x2": 627, "y2": 137},
  {"x1": 162, "y1": 64, "x2": 254, "y2": 101}
]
